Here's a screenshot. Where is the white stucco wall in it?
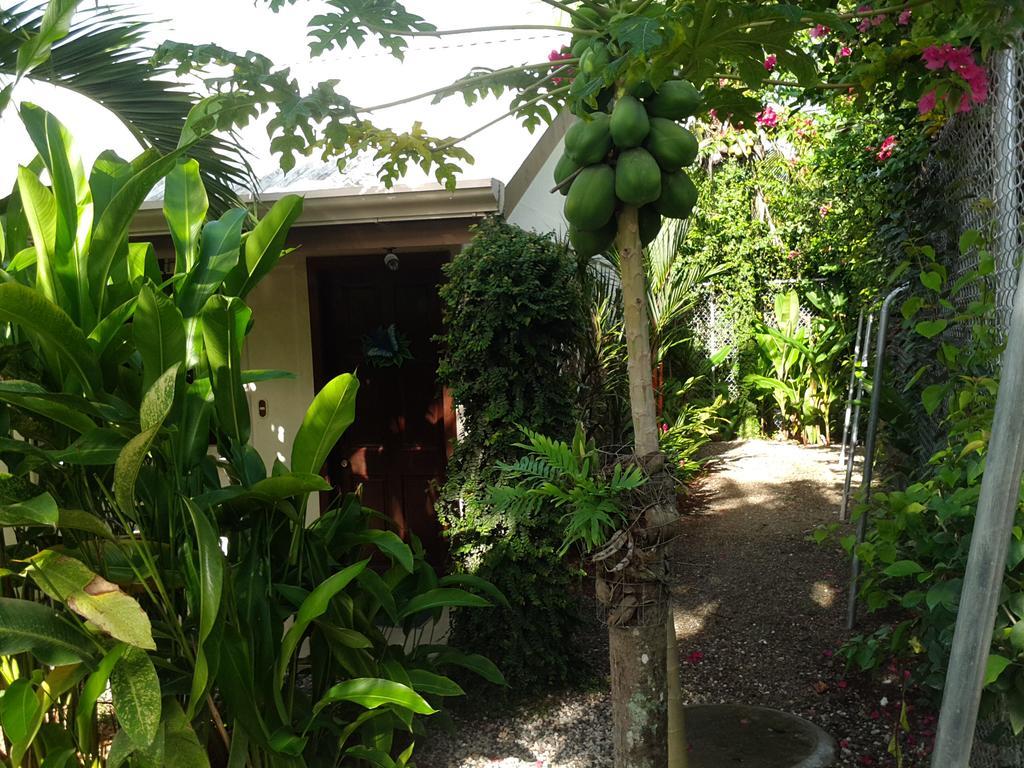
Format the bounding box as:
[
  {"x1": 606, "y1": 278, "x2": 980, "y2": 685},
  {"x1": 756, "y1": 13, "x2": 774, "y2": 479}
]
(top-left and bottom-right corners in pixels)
[
  {"x1": 505, "y1": 135, "x2": 569, "y2": 237},
  {"x1": 241, "y1": 255, "x2": 320, "y2": 517}
]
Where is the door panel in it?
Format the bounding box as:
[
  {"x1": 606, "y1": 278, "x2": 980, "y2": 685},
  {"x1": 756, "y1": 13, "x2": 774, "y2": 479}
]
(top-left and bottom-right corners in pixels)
[{"x1": 310, "y1": 252, "x2": 448, "y2": 564}]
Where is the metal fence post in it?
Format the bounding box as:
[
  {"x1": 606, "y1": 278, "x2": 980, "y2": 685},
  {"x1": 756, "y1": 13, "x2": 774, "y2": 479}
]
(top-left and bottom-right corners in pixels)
[
  {"x1": 839, "y1": 312, "x2": 874, "y2": 521},
  {"x1": 846, "y1": 285, "x2": 907, "y2": 630},
  {"x1": 839, "y1": 310, "x2": 866, "y2": 468},
  {"x1": 930, "y1": 46, "x2": 1023, "y2": 768}
]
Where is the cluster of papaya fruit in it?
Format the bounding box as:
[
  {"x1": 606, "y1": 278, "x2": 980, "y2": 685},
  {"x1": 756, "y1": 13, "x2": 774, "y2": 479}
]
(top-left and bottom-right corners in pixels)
[{"x1": 555, "y1": 80, "x2": 703, "y2": 257}]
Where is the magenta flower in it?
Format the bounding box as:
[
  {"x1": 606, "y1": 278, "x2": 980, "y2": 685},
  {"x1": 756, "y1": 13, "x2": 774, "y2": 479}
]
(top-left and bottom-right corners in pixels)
[
  {"x1": 898, "y1": 8, "x2": 912, "y2": 24},
  {"x1": 917, "y1": 89, "x2": 937, "y2": 114},
  {"x1": 686, "y1": 651, "x2": 704, "y2": 665},
  {"x1": 857, "y1": 17, "x2": 872, "y2": 33},
  {"x1": 756, "y1": 105, "x2": 779, "y2": 128},
  {"x1": 872, "y1": 14, "x2": 886, "y2": 26},
  {"x1": 764, "y1": 54, "x2": 777, "y2": 70},
  {"x1": 810, "y1": 24, "x2": 829, "y2": 39},
  {"x1": 876, "y1": 135, "x2": 896, "y2": 161},
  {"x1": 839, "y1": 46, "x2": 853, "y2": 57}
]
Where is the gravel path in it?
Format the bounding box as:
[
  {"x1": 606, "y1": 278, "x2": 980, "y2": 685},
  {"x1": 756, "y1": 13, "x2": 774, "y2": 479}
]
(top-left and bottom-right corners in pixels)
[{"x1": 418, "y1": 440, "x2": 933, "y2": 767}]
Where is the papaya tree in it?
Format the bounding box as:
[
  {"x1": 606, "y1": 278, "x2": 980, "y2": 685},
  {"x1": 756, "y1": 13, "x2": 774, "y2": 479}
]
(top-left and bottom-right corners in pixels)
[{"x1": 151, "y1": 0, "x2": 1024, "y2": 765}]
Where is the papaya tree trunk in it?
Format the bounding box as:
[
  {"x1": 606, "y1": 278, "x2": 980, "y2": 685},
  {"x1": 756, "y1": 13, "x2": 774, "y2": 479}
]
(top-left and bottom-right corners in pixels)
[{"x1": 609, "y1": 205, "x2": 676, "y2": 768}]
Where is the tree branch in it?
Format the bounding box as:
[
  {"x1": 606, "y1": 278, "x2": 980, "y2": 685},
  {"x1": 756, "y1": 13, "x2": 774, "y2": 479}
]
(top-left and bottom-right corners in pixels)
[
  {"x1": 366, "y1": 22, "x2": 593, "y2": 37},
  {"x1": 713, "y1": 73, "x2": 855, "y2": 90},
  {"x1": 360, "y1": 59, "x2": 579, "y2": 113}
]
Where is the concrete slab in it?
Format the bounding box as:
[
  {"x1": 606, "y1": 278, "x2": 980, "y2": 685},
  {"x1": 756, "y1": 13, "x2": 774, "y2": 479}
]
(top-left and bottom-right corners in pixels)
[{"x1": 683, "y1": 703, "x2": 837, "y2": 767}]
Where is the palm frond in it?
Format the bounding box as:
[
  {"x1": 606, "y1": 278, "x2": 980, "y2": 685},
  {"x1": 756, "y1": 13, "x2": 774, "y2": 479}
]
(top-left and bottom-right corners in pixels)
[{"x1": 0, "y1": 2, "x2": 255, "y2": 211}]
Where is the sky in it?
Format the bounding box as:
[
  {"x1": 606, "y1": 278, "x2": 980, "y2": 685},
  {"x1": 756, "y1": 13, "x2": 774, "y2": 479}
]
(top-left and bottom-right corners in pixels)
[{"x1": 0, "y1": 0, "x2": 569, "y2": 193}]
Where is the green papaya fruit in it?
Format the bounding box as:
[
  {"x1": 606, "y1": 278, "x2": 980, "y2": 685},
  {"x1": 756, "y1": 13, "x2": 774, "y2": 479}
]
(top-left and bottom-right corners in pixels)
[
  {"x1": 571, "y1": 6, "x2": 603, "y2": 28},
  {"x1": 565, "y1": 165, "x2": 617, "y2": 230},
  {"x1": 564, "y1": 113, "x2": 612, "y2": 165},
  {"x1": 615, "y1": 148, "x2": 662, "y2": 207},
  {"x1": 647, "y1": 80, "x2": 702, "y2": 120},
  {"x1": 655, "y1": 171, "x2": 698, "y2": 219},
  {"x1": 645, "y1": 118, "x2": 699, "y2": 170},
  {"x1": 580, "y1": 42, "x2": 610, "y2": 76},
  {"x1": 639, "y1": 205, "x2": 662, "y2": 246},
  {"x1": 610, "y1": 95, "x2": 651, "y2": 149},
  {"x1": 630, "y1": 80, "x2": 655, "y2": 98},
  {"x1": 569, "y1": 220, "x2": 617, "y2": 258},
  {"x1": 553, "y1": 153, "x2": 583, "y2": 196}
]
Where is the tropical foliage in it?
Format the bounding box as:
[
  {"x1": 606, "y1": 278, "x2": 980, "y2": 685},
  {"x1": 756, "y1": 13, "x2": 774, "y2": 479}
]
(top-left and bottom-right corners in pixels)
[{"x1": 0, "y1": 106, "x2": 499, "y2": 766}]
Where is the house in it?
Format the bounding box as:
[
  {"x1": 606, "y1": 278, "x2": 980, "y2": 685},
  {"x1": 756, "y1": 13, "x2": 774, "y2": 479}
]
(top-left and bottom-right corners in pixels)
[{"x1": 131, "y1": 114, "x2": 571, "y2": 561}]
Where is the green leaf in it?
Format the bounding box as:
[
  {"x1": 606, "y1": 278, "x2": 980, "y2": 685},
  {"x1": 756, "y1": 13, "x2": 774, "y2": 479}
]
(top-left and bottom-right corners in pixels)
[
  {"x1": 437, "y1": 574, "x2": 509, "y2": 607},
  {"x1": 920, "y1": 270, "x2": 943, "y2": 292},
  {"x1": 134, "y1": 283, "x2": 187, "y2": 393},
  {"x1": 1010, "y1": 621, "x2": 1024, "y2": 652},
  {"x1": 343, "y1": 746, "x2": 397, "y2": 768},
  {"x1": 201, "y1": 295, "x2": 251, "y2": 443},
  {"x1": 985, "y1": 654, "x2": 1013, "y2": 686},
  {"x1": 19, "y1": 103, "x2": 94, "y2": 326},
  {"x1": 0, "y1": 597, "x2": 95, "y2": 665},
  {"x1": 0, "y1": 491, "x2": 59, "y2": 527},
  {"x1": 291, "y1": 373, "x2": 359, "y2": 476},
  {"x1": 0, "y1": 678, "x2": 41, "y2": 756},
  {"x1": 342, "y1": 529, "x2": 414, "y2": 573},
  {"x1": 0, "y1": 282, "x2": 102, "y2": 395},
  {"x1": 53, "y1": 429, "x2": 128, "y2": 467},
  {"x1": 406, "y1": 669, "x2": 464, "y2": 697},
  {"x1": 57, "y1": 508, "x2": 114, "y2": 538},
  {"x1": 17, "y1": 164, "x2": 59, "y2": 301},
  {"x1": 185, "y1": 500, "x2": 224, "y2": 719},
  {"x1": 609, "y1": 16, "x2": 663, "y2": 53},
  {"x1": 915, "y1": 319, "x2": 948, "y2": 339},
  {"x1": 313, "y1": 678, "x2": 436, "y2": 717},
  {"x1": 227, "y1": 194, "x2": 303, "y2": 298},
  {"x1": 420, "y1": 646, "x2": 507, "y2": 686},
  {"x1": 163, "y1": 159, "x2": 209, "y2": 273},
  {"x1": 76, "y1": 643, "x2": 128, "y2": 754},
  {"x1": 114, "y1": 364, "x2": 178, "y2": 515},
  {"x1": 922, "y1": 384, "x2": 945, "y2": 416},
  {"x1": 276, "y1": 559, "x2": 369, "y2": 697},
  {"x1": 110, "y1": 647, "x2": 162, "y2": 748},
  {"x1": 162, "y1": 698, "x2": 211, "y2": 768},
  {"x1": 26, "y1": 550, "x2": 155, "y2": 650},
  {"x1": 0, "y1": 380, "x2": 96, "y2": 433},
  {"x1": 15, "y1": 0, "x2": 82, "y2": 74},
  {"x1": 399, "y1": 588, "x2": 491, "y2": 619},
  {"x1": 883, "y1": 560, "x2": 924, "y2": 578},
  {"x1": 244, "y1": 473, "x2": 331, "y2": 500}
]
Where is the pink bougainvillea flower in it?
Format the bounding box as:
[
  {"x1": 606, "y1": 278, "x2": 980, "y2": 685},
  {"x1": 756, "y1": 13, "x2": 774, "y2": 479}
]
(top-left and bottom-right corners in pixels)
[
  {"x1": 869, "y1": 710, "x2": 880, "y2": 720},
  {"x1": 871, "y1": 14, "x2": 886, "y2": 26},
  {"x1": 764, "y1": 54, "x2": 777, "y2": 70},
  {"x1": 660, "y1": 423, "x2": 669, "y2": 433},
  {"x1": 876, "y1": 134, "x2": 896, "y2": 161},
  {"x1": 898, "y1": 8, "x2": 912, "y2": 24},
  {"x1": 917, "y1": 89, "x2": 938, "y2": 114},
  {"x1": 839, "y1": 46, "x2": 853, "y2": 57},
  {"x1": 857, "y1": 757, "x2": 875, "y2": 766},
  {"x1": 810, "y1": 24, "x2": 829, "y2": 39},
  {"x1": 922, "y1": 43, "x2": 953, "y2": 70},
  {"x1": 857, "y1": 17, "x2": 872, "y2": 32},
  {"x1": 756, "y1": 105, "x2": 779, "y2": 128},
  {"x1": 708, "y1": 108, "x2": 717, "y2": 120}
]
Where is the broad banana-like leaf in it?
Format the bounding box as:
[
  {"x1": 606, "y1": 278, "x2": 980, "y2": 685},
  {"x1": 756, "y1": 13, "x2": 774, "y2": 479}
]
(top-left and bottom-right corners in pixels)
[
  {"x1": 162, "y1": 698, "x2": 211, "y2": 768},
  {"x1": 0, "y1": 597, "x2": 96, "y2": 665},
  {"x1": 0, "y1": 490, "x2": 58, "y2": 527},
  {"x1": 17, "y1": 165, "x2": 59, "y2": 303},
  {"x1": 0, "y1": 379, "x2": 96, "y2": 433},
  {"x1": 20, "y1": 103, "x2": 94, "y2": 326},
  {"x1": 127, "y1": 242, "x2": 162, "y2": 290},
  {"x1": 225, "y1": 194, "x2": 303, "y2": 298},
  {"x1": 110, "y1": 646, "x2": 161, "y2": 748},
  {"x1": 25, "y1": 550, "x2": 155, "y2": 650},
  {"x1": 0, "y1": 281, "x2": 102, "y2": 395},
  {"x1": 164, "y1": 158, "x2": 209, "y2": 273},
  {"x1": 0, "y1": 677, "x2": 42, "y2": 767},
  {"x1": 184, "y1": 499, "x2": 224, "y2": 719},
  {"x1": 88, "y1": 150, "x2": 132, "y2": 224},
  {"x1": 312, "y1": 678, "x2": 435, "y2": 717},
  {"x1": 201, "y1": 295, "x2": 251, "y2": 443},
  {"x1": 114, "y1": 364, "x2": 177, "y2": 516},
  {"x1": 291, "y1": 373, "x2": 359, "y2": 476},
  {"x1": 14, "y1": 0, "x2": 83, "y2": 75},
  {"x1": 76, "y1": 643, "x2": 128, "y2": 754},
  {"x1": 133, "y1": 284, "x2": 186, "y2": 393}
]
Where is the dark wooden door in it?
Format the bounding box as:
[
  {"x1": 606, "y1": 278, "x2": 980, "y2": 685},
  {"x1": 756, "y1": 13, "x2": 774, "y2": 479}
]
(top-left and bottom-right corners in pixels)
[{"x1": 309, "y1": 252, "x2": 449, "y2": 563}]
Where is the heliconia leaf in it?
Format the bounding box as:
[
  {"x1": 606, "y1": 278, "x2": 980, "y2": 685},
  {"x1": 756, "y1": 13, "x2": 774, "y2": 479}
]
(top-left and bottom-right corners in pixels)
[
  {"x1": 127, "y1": 242, "x2": 162, "y2": 291},
  {"x1": 114, "y1": 365, "x2": 178, "y2": 516},
  {"x1": 291, "y1": 373, "x2": 360, "y2": 477},
  {"x1": 438, "y1": 573, "x2": 510, "y2": 607},
  {"x1": 201, "y1": 295, "x2": 251, "y2": 443},
  {"x1": 161, "y1": 698, "x2": 211, "y2": 768},
  {"x1": 342, "y1": 746, "x2": 397, "y2": 768},
  {"x1": 276, "y1": 559, "x2": 370, "y2": 710},
  {"x1": 76, "y1": 643, "x2": 128, "y2": 754},
  {"x1": 0, "y1": 597, "x2": 96, "y2": 666},
  {"x1": 225, "y1": 194, "x2": 303, "y2": 298},
  {"x1": 0, "y1": 379, "x2": 97, "y2": 433},
  {"x1": 163, "y1": 159, "x2": 209, "y2": 273},
  {"x1": 313, "y1": 678, "x2": 436, "y2": 717},
  {"x1": 19, "y1": 103, "x2": 94, "y2": 326},
  {"x1": 26, "y1": 550, "x2": 155, "y2": 650},
  {"x1": 342, "y1": 530, "x2": 414, "y2": 573},
  {"x1": 16, "y1": 166, "x2": 59, "y2": 301},
  {"x1": 0, "y1": 276, "x2": 102, "y2": 396},
  {"x1": 133, "y1": 284, "x2": 186, "y2": 393},
  {"x1": 406, "y1": 668, "x2": 465, "y2": 697},
  {"x1": 185, "y1": 499, "x2": 224, "y2": 718},
  {"x1": 57, "y1": 508, "x2": 114, "y2": 539},
  {"x1": 399, "y1": 588, "x2": 491, "y2": 620},
  {"x1": 110, "y1": 647, "x2": 162, "y2": 748},
  {"x1": 0, "y1": 491, "x2": 59, "y2": 527},
  {"x1": 0, "y1": 677, "x2": 42, "y2": 766}
]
